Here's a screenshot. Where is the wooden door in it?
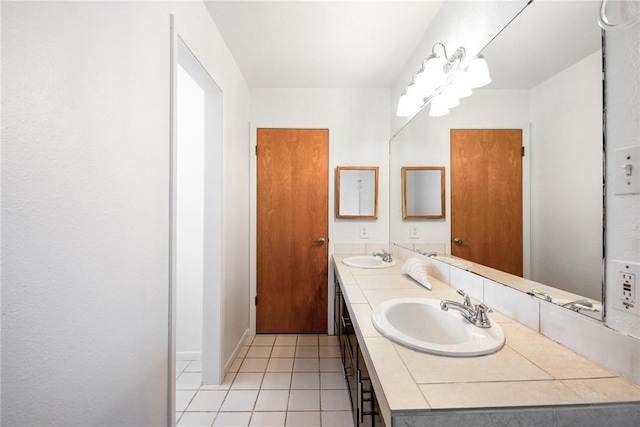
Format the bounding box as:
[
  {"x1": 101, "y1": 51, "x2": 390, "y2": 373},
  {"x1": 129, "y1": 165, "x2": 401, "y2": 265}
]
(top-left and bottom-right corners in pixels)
[
  {"x1": 450, "y1": 129, "x2": 523, "y2": 276},
  {"x1": 257, "y1": 129, "x2": 329, "y2": 333}
]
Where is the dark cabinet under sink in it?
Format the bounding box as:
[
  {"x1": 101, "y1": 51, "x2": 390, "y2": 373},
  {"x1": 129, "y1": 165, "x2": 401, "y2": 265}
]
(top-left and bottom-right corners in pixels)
[{"x1": 335, "y1": 274, "x2": 385, "y2": 427}]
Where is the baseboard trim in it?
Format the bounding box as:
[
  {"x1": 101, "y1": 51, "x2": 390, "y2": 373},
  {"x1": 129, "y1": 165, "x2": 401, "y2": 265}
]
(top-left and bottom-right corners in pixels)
[{"x1": 224, "y1": 328, "x2": 249, "y2": 372}]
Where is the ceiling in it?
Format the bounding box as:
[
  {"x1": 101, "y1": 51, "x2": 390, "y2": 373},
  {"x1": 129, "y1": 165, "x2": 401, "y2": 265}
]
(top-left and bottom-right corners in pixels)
[
  {"x1": 204, "y1": 1, "x2": 602, "y2": 91},
  {"x1": 204, "y1": 1, "x2": 443, "y2": 88},
  {"x1": 482, "y1": 0, "x2": 602, "y2": 90}
]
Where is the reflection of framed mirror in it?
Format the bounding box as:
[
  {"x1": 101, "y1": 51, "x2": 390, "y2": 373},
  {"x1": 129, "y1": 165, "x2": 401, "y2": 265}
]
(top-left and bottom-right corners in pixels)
[
  {"x1": 335, "y1": 166, "x2": 379, "y2": 219},
  {"x1": 402, "y1": 166, "x2": 445, "y2": 219}
]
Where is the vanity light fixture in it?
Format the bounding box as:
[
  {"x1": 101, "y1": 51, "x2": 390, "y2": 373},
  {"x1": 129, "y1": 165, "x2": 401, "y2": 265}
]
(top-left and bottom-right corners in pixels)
[{"x1": 396, "y1": 42, "x2": 492, "y2": 118}]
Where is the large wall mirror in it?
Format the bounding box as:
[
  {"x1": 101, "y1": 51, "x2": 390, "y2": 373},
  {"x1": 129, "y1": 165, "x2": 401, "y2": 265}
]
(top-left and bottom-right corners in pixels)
[
  {"x1": 402, "y1": 166, "x2": 445, "y2": 219},
  {"x1": 336, "y1": 166, "x2": 379, "y2": 219},
  {"x1": 390, "y1": 1, "x2": 604, "y2": 320}
]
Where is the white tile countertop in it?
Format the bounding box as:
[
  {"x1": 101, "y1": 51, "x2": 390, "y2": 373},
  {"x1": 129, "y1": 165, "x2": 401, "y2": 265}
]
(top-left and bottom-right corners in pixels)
[{"x1": 332, "y1": 254, "x2": 640, "y2": 426}]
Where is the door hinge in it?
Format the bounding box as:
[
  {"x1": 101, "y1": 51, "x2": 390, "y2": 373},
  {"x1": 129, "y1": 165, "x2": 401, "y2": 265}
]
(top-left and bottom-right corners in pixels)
[
  {"x1": 255, "y1": 295, "x2": 258, "y2": 305},
  {"x1": 255, "y1": 146, "x2": 258, "y2": 156},
  {"x1": 522, "y1": 146, "x2": 525, "y2": 157}
]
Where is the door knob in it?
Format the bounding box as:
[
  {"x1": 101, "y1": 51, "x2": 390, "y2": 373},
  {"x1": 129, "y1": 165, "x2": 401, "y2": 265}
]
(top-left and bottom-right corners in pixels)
[
  {"x1": 315, "y1": 238, "x2": 326, "y2": 246},
  {"x1": 453, "y1": 237, "x2": 465, "y2": 246}
]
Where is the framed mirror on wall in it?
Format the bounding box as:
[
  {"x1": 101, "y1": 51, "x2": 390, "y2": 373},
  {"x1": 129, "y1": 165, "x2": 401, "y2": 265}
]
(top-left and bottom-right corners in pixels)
[
  {"x1": 402, "y1": 166, "x2": 445, "y2": 219},
  {"x1": 335, "y1": 166, "x2": 379, "y2": 219}
]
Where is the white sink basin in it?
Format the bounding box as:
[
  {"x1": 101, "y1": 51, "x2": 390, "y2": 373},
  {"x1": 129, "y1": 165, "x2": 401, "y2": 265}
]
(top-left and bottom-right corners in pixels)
[
  {"x1": 371, "y1": 298, "x2": 505, "y2": 357},
  {"x1": 342, "y1": 255, "x2": 396, "y2": 269}
]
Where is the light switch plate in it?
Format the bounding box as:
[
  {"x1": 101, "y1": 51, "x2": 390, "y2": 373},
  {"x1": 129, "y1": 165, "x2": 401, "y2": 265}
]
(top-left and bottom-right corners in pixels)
[{"x1": 614, "y1": 145, "x2": 640, "y2": 195}]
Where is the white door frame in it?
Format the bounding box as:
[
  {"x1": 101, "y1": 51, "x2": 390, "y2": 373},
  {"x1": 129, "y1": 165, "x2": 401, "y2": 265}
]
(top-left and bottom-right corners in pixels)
[{"x1": 169, "y1": 15, "x2": 224, "y2": 425}]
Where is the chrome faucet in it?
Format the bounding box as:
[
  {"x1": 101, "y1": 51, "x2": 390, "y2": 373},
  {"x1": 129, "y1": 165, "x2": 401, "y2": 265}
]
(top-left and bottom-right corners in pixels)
[
  {"x1": 415, "y1": 249, "x2": 438, "y2": 257},
  {"x1": 416, "y1": 249, "x2": 438, "y2": 257},
  {"x1": 441, "y1": 289, "x2": 493, "y2": 328},
  {"x1": 562, "y1": 299, "x2": 599, "y2": 312},
  {"x1": 528, "y1": 289, "x2": 553, "y2": 302},
  {"x1": 372, "y1": 249, "x2": 393, "y2": 263}
]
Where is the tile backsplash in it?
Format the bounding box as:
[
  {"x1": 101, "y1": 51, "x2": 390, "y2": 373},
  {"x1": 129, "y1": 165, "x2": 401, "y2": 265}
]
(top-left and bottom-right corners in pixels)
[
  {"x1": 333, "y1": 242, "x2": 390, "y2": 255},
  {"x1": 484, "y1": 280, "x2": 540, "y2": 331},
  {"x1": 450, "y1": 268, "x2": 484, "y2": 302}
]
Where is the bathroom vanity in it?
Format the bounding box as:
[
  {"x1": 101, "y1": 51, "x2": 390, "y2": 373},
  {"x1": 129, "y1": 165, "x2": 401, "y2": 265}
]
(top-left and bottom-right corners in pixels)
[
  {"x1": 335, "y1": 278, "x2": 385, "y2": 426},
  {"x1": 333, "y1": 254, "x2": 640, "y2": 427}
]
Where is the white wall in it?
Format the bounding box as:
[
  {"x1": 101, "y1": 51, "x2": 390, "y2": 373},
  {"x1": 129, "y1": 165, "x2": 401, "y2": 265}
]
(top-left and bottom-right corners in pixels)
[
  {"x1": 1, "y1": 1, "x2": 250, "y2": 425},
  {"x1": 249, "y1": 88, "x2": 391, "y2": 333},
  {"x1": 529, "y1": 52, "x2": 603, "y2": 300},
  {"x1": 605, "y1": 1, "x2": 640, "y2": 337},
  {"x1": 176, "y1": 66, "x2": 205, "y2": 357}
]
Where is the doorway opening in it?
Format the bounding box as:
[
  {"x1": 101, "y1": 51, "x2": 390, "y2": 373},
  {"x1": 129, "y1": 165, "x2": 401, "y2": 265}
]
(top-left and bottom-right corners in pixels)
[{"x1": 169, "y1": 31, "x2": 224, "y2": 424}]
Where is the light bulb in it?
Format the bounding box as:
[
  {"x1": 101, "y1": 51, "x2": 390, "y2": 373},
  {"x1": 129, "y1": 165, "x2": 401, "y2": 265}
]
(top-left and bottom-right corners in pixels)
[
  {"x1": 421, "y1": 55, "x2": 446, "y2": 89},
  {"x1": 414, "y1": 56, "x2": 439, "y2": 99},
  {"x1": 429, "y1": 95, "x2": 450, "y2": 117},
  {"x1": 440, "y1": 85, "x2": 460, "y2": 109},
  {"x1": 451, "y1": 71, "x2": 473, "y2": 98},
  {"x1": 405, "y1": 80, "x2": 423, "y2": 101},
  {"x1": 396, "y1": 90, "x2": 421, "y2": 117},
  {"x1": 467, "y1": 54, "x2": 491, "y2": 88}
]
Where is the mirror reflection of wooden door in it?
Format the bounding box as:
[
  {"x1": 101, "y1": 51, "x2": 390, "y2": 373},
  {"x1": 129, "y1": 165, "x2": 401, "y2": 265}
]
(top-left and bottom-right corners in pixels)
[
  {"x1": 257, "y1": 128, "x2": 328, "y2": 333},
  {"x1": 450, "y1": 129, "x2": 523, "y2": 276}
]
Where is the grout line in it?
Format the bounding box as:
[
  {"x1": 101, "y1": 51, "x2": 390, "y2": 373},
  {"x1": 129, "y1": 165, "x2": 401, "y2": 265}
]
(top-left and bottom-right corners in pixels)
[{"x1": 175, "y1": 336, "x2": 353, "y2": 426}]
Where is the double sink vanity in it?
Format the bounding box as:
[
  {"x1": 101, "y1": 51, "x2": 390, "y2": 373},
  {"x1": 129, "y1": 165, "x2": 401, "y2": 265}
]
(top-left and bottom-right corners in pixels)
[{"x1": 333, "y1": 252, "x2": 640, "y2": 427}]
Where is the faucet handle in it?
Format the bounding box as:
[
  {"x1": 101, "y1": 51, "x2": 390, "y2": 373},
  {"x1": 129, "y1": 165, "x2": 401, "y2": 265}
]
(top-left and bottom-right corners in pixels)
[
  {"x1": 476, "y1": 303, "x2": 492, "y2": 313},
  {"x1": 474, "y1": 304, "x2": 493, "y2": 328},
  {"x1": 456, "y1": 289, "x2": 472, "y2": 308}
]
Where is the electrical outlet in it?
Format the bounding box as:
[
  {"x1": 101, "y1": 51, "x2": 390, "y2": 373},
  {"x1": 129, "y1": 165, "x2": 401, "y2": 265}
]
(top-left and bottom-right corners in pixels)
[
  {"x1": 410, "y1": 226, "x2": 419, "y2": 239},
  {"x1": 621, "y1": 272, "x2": 635, "y2": 301},
  {"x1": 613, "y1": 260, "x2": 640, "y2": 316},
  {"x1": 360, "y1": 225, "x2": 369, "y2": 239}
]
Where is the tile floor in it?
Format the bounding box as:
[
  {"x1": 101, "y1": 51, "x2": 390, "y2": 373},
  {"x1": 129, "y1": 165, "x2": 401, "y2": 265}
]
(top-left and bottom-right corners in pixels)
[{"x1": 176, "y1": 334, "x2": 354, "y2": 427}]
